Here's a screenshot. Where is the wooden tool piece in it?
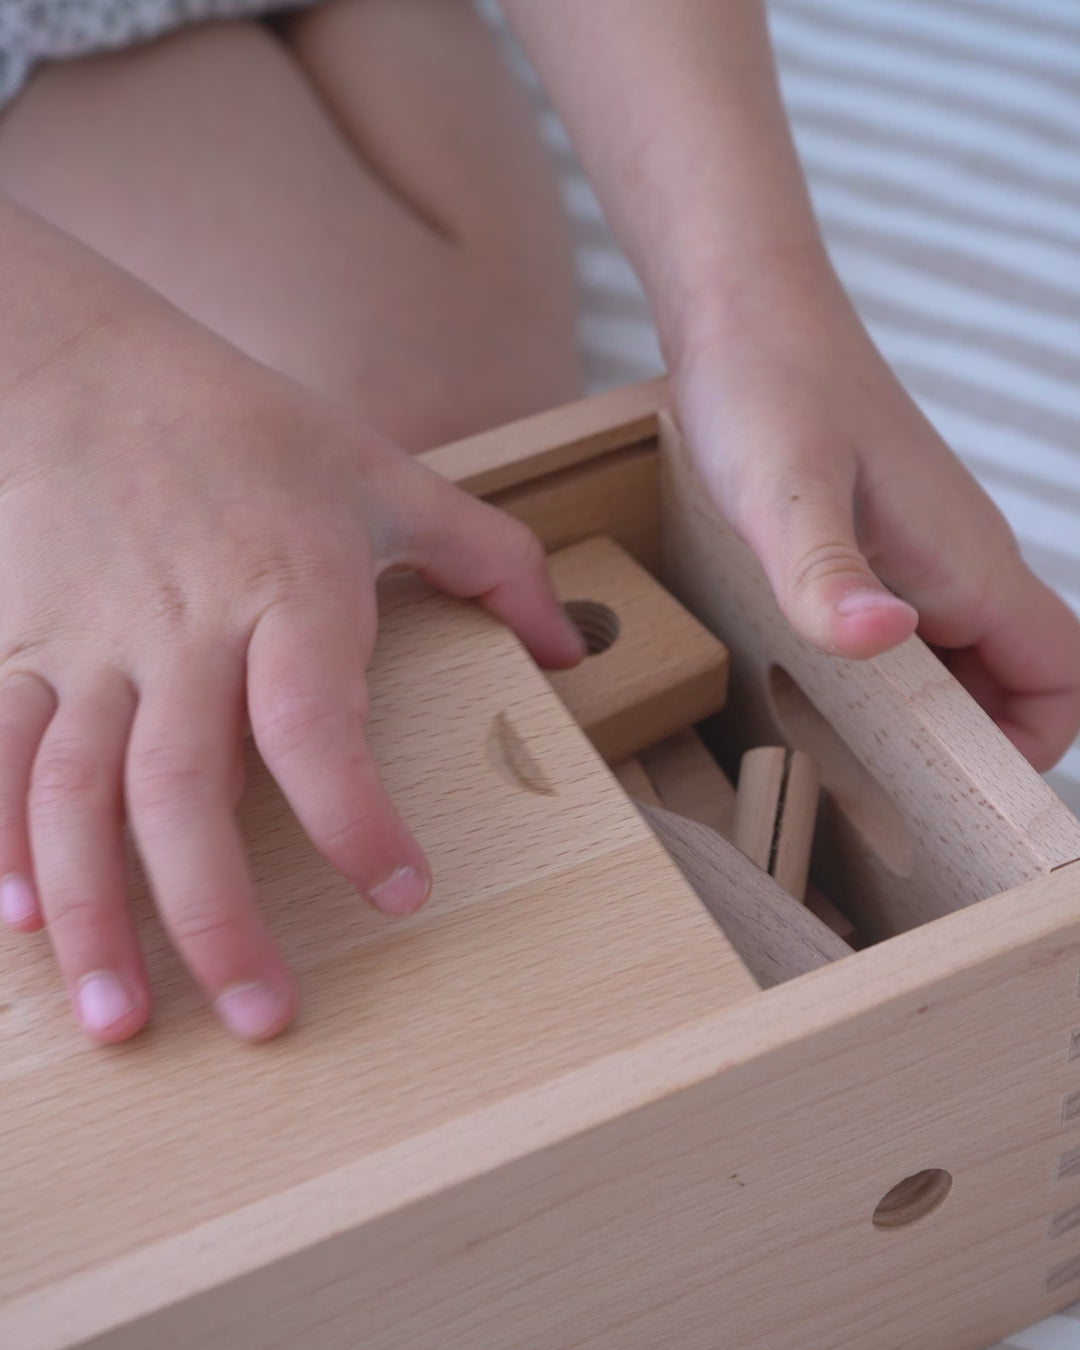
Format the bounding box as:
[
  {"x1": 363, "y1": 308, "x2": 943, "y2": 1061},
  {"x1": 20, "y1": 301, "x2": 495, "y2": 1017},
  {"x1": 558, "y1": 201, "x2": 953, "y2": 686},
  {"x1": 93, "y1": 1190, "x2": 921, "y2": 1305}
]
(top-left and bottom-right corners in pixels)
[
  {"x1": 731, "y1": 746, "x2": 820, "y2": 902},
  {"x1": 730, "y1": 746, "x2": 785, "y2": 871},
  {"x1": 806, "y1": 882, "x2": 857, "y2": 943},
  {"x1": 772, "y1": 751, "x2": 821, "y2": 901},
  {"x1": 641, "y1": 804, "x2": 853, "y2": 987},
  {"x1": 544, "y1": 536, "x2": 729, "y2": 763},
  {"x1": 638, "y1": 728, "x2": 737, "y2": 836},
  {"x1": 612, "y1": 757, "x2": 662, "y2": 807}
]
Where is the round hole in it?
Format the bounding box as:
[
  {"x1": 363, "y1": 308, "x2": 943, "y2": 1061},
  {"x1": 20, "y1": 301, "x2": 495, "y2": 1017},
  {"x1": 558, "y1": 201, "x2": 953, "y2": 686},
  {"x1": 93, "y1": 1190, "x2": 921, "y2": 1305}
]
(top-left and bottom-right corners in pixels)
[
  {"x1": 564, "y1": 600, "x2": 620, "y2": 656},
  {"x1": 872, "y1": 1168, "x2": 953, "y2": 1230}
]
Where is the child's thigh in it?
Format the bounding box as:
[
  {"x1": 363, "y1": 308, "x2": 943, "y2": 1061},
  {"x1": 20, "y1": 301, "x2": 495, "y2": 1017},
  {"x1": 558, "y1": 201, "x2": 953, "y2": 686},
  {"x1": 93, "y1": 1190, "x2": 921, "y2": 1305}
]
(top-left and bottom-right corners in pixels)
[{"x1": 0, "y1": 9, "x2": 580, "y2": 449}]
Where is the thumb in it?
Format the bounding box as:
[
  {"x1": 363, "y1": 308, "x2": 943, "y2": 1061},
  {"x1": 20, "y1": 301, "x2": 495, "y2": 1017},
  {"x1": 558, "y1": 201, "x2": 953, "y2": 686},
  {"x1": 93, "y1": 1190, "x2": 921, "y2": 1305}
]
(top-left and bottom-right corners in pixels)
[
  {"x1": 378, "y1": 462, "x2": 586, "y2": 670},
  {"x1": 733, "y1": 467, "x2": 918, "y2": 659}
]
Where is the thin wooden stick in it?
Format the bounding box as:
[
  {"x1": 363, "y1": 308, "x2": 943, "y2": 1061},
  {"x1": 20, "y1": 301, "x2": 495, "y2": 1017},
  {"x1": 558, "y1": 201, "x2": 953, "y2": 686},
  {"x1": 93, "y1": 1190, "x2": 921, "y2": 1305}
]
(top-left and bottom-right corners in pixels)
[
  {"x1": 772, "y1": 751, "x2": 820, "y2": 902},
  {"x1": 730, "y1": 746, "x2": 786, "y2": 871}
]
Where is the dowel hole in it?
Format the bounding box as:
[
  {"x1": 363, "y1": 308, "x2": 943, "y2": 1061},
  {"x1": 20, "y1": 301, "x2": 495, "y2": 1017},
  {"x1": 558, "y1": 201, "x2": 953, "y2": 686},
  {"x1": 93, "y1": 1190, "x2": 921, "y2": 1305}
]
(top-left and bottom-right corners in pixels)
[
  {"x1": 872, "y1": 1169, "x2": 952, "y2": 1230},
  {"x1": 564, "y1": 601, "x2": 620, "y2": 656},
  {"x1": 767, "y1": 666, "x2": 914, "y2": 877}
]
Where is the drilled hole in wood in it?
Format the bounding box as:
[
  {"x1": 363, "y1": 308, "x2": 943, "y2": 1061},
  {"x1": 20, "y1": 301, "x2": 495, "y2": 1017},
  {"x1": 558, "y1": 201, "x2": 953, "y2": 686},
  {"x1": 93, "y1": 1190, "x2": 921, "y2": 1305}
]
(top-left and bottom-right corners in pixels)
[
  {"x1": 564, "y1": 601, "x2": 620, "y2": 656},
  {"x1": 767, "y1": 666, "x2": 914, "y2": 877},
  {"x1": 872, "y1": 1169, "x2": 952, "y2": 1230}
]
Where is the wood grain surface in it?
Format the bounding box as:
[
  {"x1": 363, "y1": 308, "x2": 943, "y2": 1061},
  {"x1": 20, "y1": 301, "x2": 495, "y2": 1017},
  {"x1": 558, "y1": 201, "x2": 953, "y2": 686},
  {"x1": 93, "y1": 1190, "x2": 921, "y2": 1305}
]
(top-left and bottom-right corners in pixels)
[
  {"x1": 0, "y1": 576, "x2": 757, "y2": 1349},
  {"x1": 545, "y1": 536, "x2": 729, "y2": 762}
]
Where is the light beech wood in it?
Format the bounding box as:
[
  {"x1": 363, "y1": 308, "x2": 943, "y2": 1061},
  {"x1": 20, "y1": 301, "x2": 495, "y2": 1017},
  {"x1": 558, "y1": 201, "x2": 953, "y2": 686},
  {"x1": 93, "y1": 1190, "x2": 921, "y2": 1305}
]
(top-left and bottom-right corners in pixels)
[
  {"x1": 772, "y1": 751, "x2": 820, "y2": 902},
  {"x1": 8, "y1": 385, "x2": 1080, "y2": 1350},
  {"x1": 488, "y1": 443, "x2": 661, "y2": 572},
  {"x1": 0, "y1": 575, "x2": 757, "y2": 1350},
  {"x1": 641, "y1": 804, "x2": 852, "y2": 986},
  {"x1": 658, "y1": 412, "x2": 1080, "y2": 937},
  {"x1": 34, "y1": 865, "x2": 1080, "y2": 1350},
  {"x1": 806, "y1": 882, "x2": 857, "y2": 942},
  {"x1": 731, "y1": 746, "x2": 786, "y2": 871},
  {"x1": 612, "y1": 757, "x2": 662, "y2": 807},
  {"x1": 545, "y1": 536, "x2": 729, "y2": 763},
  {"x1": 419, "y1": 376, "x2": 666, "y2": 496},
  {"x1": 638, "y1": 728, "x2": 737, "y2": 836},
  {"x1": 731, "y1": 746, "x2": 821, "y2": 903}
]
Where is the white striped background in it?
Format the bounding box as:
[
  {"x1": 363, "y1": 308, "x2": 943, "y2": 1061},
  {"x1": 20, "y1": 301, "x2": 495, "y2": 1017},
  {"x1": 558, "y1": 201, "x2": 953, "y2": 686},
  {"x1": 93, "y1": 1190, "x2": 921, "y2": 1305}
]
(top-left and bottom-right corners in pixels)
[{"x1": 485, "y1": 1, "x2": 1080, "y2": 1346}]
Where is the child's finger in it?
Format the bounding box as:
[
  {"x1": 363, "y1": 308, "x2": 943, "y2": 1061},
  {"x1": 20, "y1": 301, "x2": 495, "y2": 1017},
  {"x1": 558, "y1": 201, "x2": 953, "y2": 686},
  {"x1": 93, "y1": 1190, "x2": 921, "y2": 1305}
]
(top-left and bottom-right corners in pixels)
[
  {"x1": 246, "y1": 601, "x2": 431, "y2": 916},
  {"x1": 0, "y1": 671, "x2": 55, "y2": 931},
  {"x1": 384, "y1": 468, "x2": 586, "y2": 670},
  {"x1": 125, "y1": 659, "x2": 295, "y2": 1042},
  {"x1": 941, "y1": 573, "x2": 1080, "y2": 772},
  {"x1": 734, "y1": 464, "x2": 918, "y2": 659},
  {"x1": 28, "y1": 674, "x2": 150, "y2": 1043}
]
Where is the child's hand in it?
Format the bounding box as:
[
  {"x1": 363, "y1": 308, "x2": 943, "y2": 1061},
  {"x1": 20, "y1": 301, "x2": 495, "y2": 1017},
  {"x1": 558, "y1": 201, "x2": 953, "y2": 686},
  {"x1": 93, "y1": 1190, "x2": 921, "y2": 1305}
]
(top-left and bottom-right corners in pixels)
[
  {"x1": 0, "y1": 204, "x2": 583, "y2": 1043},
  {"x1": 500, "y1": 0, "x2": 1080, "y2": 770},
  {"x1": 673, "y1": 259, "x2": 1080, "y2": 771}
]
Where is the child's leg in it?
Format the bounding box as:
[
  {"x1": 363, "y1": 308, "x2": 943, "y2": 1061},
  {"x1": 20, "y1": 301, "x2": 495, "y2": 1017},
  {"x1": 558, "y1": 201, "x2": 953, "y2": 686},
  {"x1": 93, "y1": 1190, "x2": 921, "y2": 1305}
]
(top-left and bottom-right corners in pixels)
[{"x1": 0, "y1": 3, "x2": 581, "y2": 449}]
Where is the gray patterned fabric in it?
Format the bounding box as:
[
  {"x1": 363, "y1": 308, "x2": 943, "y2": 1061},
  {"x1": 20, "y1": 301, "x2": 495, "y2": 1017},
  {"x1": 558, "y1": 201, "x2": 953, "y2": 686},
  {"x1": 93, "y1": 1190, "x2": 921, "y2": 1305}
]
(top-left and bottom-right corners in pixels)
[{"x1": 0, "y1": 0, "x2": 316, "y2": 104}]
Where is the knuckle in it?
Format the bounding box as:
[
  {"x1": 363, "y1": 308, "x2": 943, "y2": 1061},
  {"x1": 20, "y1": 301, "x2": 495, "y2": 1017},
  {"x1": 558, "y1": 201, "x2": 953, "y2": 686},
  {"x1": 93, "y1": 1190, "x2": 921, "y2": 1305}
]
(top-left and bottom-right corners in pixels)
[
  {"x1": 257, "y1": 686, "x2": 368, "y2": 763},
  {"x1": 42, "y1": 890, "x2": 105, "y2": 932},
  {"x1": 790, "y1": 540, "x2": 869, "y2": 594},
  {"x1": 129, "y1": 743, "x2": 214, "y2": 818},
  {"x1": 0, "y1": 794, "x2": 28, "y2": 842},
  {"x1": 31, "y1": 741, "x2": 105, "y2": 810},
  {"x1": 166, "y1": 901, "x2": 243, "y2": 952},
  {"x1": 490, "y1": 512, "x2": 545, "y2": 581},
  {"x1": 313, "y1": 808, "x2": 366, "y2": 860}
]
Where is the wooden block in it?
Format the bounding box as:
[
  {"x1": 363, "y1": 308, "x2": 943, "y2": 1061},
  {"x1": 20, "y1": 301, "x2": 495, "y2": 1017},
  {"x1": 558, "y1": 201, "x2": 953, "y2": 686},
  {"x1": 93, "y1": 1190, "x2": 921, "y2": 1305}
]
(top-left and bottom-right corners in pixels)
[
  {"x1": 545, "y1": 537, "x2": 729, "y2": 763},
  {"x1": 806, "y1": 882, "x2": 857, "y2": 943},
  {"x1": 612, "y1": 757, "x2": 662, "y2": 807},
  {"x1": 0, "y1": 577, "x2": 758, "y2": 1350},
  {"x1": 419, "y1": 376, "x2": 666, "y2": 496},
  {"x1": 637, "y1": 729, "x2": 737, "y2": 836},
  {"x1": 641, "y1": 804, "x2": 853, "y2": 987},
  {"x1": 489, "y1": 444, "x2": 660, "y2": 572}
]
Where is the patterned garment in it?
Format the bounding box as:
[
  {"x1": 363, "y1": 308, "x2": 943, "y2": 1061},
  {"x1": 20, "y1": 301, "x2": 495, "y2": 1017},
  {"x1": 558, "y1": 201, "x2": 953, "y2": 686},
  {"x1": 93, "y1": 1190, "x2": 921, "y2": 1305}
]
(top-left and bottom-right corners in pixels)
[{"x1": 0, "y1": 0, "x2": 317, "y2": 106}]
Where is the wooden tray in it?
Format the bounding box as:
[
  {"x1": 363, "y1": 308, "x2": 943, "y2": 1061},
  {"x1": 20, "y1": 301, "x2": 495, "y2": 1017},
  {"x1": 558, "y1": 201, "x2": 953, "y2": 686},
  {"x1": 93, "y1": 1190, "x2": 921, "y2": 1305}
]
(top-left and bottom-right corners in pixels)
[{"x1": 5, "y1": 379, "x2": 1080, "y2": 1350}]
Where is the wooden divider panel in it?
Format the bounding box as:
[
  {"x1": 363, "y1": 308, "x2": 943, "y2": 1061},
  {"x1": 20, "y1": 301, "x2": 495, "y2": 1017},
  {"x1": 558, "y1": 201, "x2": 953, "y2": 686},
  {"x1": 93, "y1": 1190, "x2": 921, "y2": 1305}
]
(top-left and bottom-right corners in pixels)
[
  {"x1": 658, "y1": 414, "x2": 1080, "y2": 935},
  {"x1": 0, "y1": 577, "x2": 757, "y2": 1350}
]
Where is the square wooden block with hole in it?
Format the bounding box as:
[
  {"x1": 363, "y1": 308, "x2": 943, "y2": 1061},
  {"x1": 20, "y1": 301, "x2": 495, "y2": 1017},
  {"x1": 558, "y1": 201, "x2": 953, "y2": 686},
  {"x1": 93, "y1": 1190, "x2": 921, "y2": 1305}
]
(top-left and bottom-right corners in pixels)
[{"x1": 4, "y1": 381, "x2": 1080, "y2": 1350}]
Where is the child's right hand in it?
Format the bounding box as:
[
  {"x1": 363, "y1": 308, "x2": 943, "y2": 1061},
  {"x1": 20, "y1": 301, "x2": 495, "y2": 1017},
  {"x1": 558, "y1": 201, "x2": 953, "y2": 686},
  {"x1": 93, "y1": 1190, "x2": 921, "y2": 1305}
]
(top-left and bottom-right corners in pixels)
[
  {"x1": 671, "y1": 255, "x2": 1080, "y2": 772},
  {"x1": 0, "y1": 201, "x2": 584, "y2": 1043}
]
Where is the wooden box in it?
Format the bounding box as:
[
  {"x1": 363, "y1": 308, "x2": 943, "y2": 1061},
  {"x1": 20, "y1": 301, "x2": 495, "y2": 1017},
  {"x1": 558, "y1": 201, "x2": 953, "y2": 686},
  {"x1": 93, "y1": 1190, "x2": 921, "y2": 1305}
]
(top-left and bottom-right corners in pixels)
[{"x1": 6, "y1": 380, "x2": 1080, "y2": 1350}]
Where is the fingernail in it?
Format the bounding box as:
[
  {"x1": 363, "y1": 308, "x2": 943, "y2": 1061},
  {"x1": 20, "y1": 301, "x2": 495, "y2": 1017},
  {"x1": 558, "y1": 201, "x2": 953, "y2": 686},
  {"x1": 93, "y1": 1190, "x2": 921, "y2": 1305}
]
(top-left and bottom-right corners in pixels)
[
  {"x1": 0, "y1": 873, "x2": 37, "y2": 926},
  {"x1": 369, "y1": 865, "x2": 430, "y2": 915},
  {"x1": 77, "y1": 972, "x2": 135, "y2": 1034},
  {"x1": 835, "y1": 589, "x2": 915, "y2": 617},
  {"x1": 216, "y1": 982, "x2": 288, "y2": 1040}
]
